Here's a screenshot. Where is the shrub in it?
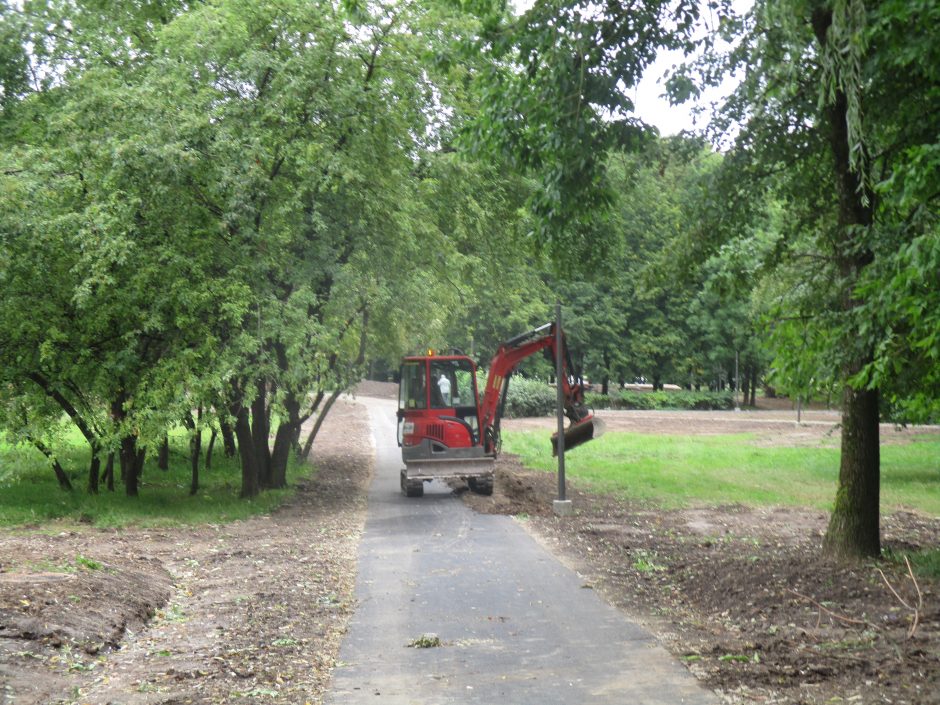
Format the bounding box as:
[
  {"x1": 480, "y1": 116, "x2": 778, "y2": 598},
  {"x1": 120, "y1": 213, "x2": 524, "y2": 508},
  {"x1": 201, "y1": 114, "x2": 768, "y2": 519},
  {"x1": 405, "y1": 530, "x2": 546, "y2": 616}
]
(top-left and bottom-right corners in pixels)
[
  {"x1": 586, "y1": 389, "x2": 735, "y2": 411},
  {"x1": 503, "y1": 375, "x2": 557, "y2": 418},
  {"x1": 485, "y1": 375, "x2": 736, "y2": 418}
]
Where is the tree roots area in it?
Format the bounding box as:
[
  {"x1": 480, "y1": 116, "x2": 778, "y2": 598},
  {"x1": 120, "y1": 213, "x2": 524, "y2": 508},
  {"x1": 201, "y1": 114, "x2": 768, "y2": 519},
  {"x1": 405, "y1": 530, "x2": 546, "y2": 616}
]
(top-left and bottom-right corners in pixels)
[{"x1": 2, "y1": 396, "x2": 939, "y2": 704}]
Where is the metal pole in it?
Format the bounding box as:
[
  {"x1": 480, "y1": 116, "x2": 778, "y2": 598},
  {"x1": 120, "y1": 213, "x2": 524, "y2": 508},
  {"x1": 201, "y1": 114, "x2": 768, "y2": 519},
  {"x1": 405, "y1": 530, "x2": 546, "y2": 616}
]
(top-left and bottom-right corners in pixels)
[{"x1": 555, "y1": 302, "x2": 566, "y2": 502}]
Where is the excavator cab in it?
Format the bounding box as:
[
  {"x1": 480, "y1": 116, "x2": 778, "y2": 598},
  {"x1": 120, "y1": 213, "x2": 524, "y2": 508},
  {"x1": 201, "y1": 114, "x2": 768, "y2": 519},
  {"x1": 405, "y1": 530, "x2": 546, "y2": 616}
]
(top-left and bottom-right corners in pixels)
[
  {"x1": 397, "y1": 356, "x2": 481, "y2": 445},
  {"x1": 396, "y1": 354, "x2": 493, "y2": 497}
]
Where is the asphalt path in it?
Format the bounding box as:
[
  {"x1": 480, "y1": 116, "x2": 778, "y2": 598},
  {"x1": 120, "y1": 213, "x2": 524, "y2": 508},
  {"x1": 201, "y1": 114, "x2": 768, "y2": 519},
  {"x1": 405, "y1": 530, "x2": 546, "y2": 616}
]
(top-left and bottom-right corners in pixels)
[{"x1": 326, "y1": 397, "x2": 719, "y2": 705}]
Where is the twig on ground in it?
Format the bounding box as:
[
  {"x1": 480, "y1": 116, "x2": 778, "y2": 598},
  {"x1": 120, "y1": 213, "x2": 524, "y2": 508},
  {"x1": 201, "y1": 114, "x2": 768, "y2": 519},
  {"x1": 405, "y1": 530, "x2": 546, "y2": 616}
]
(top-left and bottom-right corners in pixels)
[
  {"x1": 877, "y1": 556, "x2": 923, "y2": 638},
  {"x1": 787, "y1": 588, "x2": 877, "y2": 631}
]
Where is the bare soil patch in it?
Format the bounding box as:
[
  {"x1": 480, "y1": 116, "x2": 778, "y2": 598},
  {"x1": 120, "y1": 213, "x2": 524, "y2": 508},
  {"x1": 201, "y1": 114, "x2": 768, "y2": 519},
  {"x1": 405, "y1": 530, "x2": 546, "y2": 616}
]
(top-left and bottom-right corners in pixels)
[
  {"x1": 0, "y1": 399, "x2": 371, "y2": 705},
  {"x1": 459, "y1": 413, "x2": 940, "y2": 704}
]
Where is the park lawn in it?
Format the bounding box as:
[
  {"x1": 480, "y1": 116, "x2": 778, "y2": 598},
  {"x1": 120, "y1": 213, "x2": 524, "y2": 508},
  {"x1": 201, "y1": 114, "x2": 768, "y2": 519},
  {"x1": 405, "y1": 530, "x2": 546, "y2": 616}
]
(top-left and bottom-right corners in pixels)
[
  {"x1": 0, "y1": 431, "x2": 309, "y2": 528},
  {"x1": 501, "y1": 431, "x2": 940, "y2": 516}
]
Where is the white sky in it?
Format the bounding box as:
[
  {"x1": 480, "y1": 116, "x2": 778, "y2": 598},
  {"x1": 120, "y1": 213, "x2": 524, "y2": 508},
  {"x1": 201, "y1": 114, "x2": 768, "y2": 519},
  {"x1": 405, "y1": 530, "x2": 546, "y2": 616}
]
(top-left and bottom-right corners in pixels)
[{"x1": 633, "y1": 48, "x2": 716, "y2": 135}]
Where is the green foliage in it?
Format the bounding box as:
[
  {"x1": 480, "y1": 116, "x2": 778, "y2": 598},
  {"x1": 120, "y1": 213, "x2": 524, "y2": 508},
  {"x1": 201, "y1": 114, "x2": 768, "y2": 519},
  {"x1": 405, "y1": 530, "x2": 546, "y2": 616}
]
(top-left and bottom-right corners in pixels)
[
  {"x1": 885, "y1": 548, "x2": 940, "y2": 580},
  {"x1": 1, "y1": 0, "x2": 510, "y2": 499},
  {"x1": 74, "y1": 555, "x2": 102, "y2": 571},
  {"x1": 471, "y1": 0, "x2": 701, "y2": 268},
  {"x1": 502, "y1": 376, "x2": 557, "y2": 418},
  {"x1": 502, "y1": 430, "x2": 940, "y2": 514},
  {"x1": 585, "y1": 390, "x2": 734, "y2": 411},
  {"x1": 556, "y1": 139, "x2": 743, "y2": 393}
]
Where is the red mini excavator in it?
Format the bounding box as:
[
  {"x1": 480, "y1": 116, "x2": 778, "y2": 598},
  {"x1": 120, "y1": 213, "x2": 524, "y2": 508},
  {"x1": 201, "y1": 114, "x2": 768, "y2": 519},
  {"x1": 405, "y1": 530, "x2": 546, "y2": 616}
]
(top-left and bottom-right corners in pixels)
[{"x1": 396, "y1": 322, "x2": 604, "y2": 497}]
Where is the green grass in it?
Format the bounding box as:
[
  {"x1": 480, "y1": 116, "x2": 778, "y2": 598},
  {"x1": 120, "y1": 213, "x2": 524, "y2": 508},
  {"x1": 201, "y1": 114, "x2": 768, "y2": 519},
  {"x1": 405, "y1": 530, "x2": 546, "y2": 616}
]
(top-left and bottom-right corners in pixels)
[
  {"x1": 0, "y1": 432, "x2": 311, "y2": 528},
  {"x1": 502, "y1": 431, "x2": 940, "y2": 515},
  {"x1": 884, "y1": 546, "x2": 940, "y2": 579}
]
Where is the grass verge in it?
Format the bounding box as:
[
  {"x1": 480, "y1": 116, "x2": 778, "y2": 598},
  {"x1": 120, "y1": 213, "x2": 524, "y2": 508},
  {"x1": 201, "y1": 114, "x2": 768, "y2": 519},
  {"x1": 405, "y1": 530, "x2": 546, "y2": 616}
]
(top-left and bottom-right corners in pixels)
[
  {"x1": 501, "y1": 430, "x2": 940, "y2": 515},
  {"x1": 0, "y1": 434, "x2": 311, "y2": 528}
]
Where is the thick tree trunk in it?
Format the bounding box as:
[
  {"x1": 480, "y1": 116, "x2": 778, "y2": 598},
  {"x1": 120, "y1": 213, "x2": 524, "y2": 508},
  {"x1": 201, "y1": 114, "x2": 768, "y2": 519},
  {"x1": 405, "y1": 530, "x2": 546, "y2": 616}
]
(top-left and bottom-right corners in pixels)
[
  {"x1": 252, "y1": 380, "x2": 272, "y2": 489},
  {"x1": 88, "y1": 455, "x2": 100, "y2": 495},
  {"x1": 269, "y1": 421, "x2": 294, "y2": 489},
  {"x1": 233, "y1": 406, "x2": 259, "y2": 499},
  {"x1": 812, "y1": 7, "x2": 880, "y2": 560},
  {"x1": 221, "y1": 420, "x2": 237, "y2": 457},
  {"x1": 824, "y1": 382, "x2": 880, "y2": 557},
  {"x1": 110, "y1": 390, "x2": 140, "y2": 497},
  {"x1": 121, "y1": 435, "x2": 139, "y2": 497}
]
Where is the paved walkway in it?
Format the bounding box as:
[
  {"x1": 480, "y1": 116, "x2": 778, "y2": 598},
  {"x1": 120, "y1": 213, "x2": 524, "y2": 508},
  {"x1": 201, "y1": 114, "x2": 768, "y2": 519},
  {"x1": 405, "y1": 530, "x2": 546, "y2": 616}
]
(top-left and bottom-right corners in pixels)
[{"x1": 326, "y1": 398, "x2": 718, "y2": 705}]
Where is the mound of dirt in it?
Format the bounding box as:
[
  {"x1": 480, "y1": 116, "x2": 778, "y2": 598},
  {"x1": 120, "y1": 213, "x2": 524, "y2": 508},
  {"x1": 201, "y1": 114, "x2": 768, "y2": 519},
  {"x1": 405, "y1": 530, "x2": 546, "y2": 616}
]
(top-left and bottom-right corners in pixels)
[
  {"x1": 0, "y1": 550, "x2": 173, "y2": 703},
  {"x1": 462, "y1": 451, "x2": 940, "y2": 704}
]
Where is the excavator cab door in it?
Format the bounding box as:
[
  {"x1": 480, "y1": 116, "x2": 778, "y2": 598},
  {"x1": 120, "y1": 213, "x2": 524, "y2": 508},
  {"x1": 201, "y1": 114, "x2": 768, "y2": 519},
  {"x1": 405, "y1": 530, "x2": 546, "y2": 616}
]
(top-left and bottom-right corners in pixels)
[{"x1": 397, "y1": 360, "x2": 427, "y2": 446}]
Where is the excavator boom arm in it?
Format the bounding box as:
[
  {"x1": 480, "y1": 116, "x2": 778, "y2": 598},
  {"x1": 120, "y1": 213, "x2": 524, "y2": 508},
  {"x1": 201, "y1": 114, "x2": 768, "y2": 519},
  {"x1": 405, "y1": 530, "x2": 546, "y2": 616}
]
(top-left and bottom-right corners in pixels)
[{"x1": 479, "y1": 323, "x2": 592, "y2": 454}]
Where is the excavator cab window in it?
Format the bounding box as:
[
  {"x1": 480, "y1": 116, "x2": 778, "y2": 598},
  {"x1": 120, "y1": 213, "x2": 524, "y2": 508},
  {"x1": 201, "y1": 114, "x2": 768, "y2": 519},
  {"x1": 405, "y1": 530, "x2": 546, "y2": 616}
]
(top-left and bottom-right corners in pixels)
[
  {"x1": 430, "y1": 360, "x2": 454, "y2": 408},
  {"x1": 430, "y1": 359, "x2": 476, "y2": 409},
  {"x1": 428, "y1": 358, "x2": 481, "y2": 442},
  {"x1": 399, "y1": 361, "x2": 426, "y2": 410}
]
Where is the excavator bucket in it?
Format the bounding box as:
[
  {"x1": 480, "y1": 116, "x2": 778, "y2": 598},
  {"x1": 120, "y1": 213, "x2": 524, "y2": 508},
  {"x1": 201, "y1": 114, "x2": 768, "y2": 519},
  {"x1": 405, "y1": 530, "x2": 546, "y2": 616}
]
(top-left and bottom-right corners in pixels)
[{"x1": 551, "y1": 416, "x2": 606, "y2": 456}]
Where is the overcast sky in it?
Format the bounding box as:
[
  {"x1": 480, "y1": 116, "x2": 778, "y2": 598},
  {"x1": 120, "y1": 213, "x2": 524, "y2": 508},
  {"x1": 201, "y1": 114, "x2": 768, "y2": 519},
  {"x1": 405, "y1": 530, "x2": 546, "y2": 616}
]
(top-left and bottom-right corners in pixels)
[{"x1": 510, "y1": 0, "x2": 750, "y2": 137}]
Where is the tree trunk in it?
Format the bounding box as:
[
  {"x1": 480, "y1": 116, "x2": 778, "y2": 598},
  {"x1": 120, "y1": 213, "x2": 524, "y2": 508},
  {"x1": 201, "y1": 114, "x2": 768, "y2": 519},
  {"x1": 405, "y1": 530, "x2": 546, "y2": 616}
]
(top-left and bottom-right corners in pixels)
[
  {"x1": 26, "y1": 373, "x2": 101, "y2": 494},
  {"x1": 158, "y1": 435, "x2": 169, "y2": 471},
  {"x1": 233, "y1": 405, "x2": 259, "y2": 499},
  {"x1": 190, "y1": 407, "x2": 202, "y2": 496},
  {"x1": 121, "y1": 434, "x2": 139, "y2": 497},
  {"x1": 221, "y1": 420, "x2": 237, "y2": 457},
  {"x1": 824, "y1": 382, "x2": 880, "y2": 558},
  {"x1": 27, "y1": 435, "x2": 73, "y2": 491},
  {"x1": 812, "y1": 7, "x2": 880, "y2": 560},
  {"x1": 252, "y1": 379, "x2": 272, "y2": 489},
  {"x1": 749, "y1": 367, "x2": 758, "y2": 407},
  {"x1": 111, "y1": 391, "x2": 133, "y2": 493},
  {"x1": 284, "y1": 392, "x2": 303, "y2": 453},
  {"x1": 104, "y1": 453, "x2": 115, "y2": 492},
  {"x1": 135, "y1": 447, "x2": 146, "y2": 480},
  {"x1": 269, "y1": 421, "x2": 294, "y2": 489},
  {"x1": 87, "y1": 454, "x2": 100, "y2": 495},
  {"x1": 301, "y1": 390, "x2": 341, "y2": 460},
  {"x1": 205, "y1": 428, "x2": 218, "y2": 470}
]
